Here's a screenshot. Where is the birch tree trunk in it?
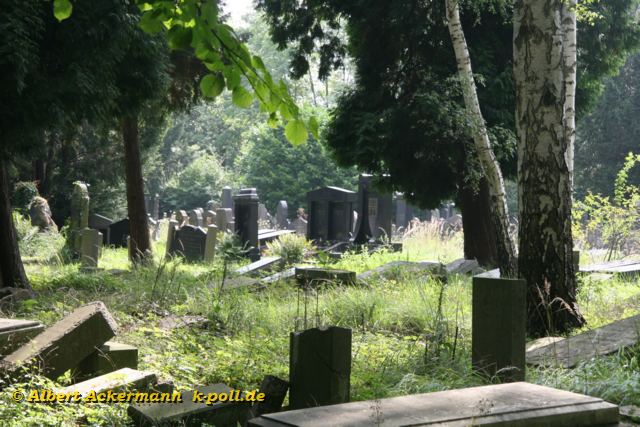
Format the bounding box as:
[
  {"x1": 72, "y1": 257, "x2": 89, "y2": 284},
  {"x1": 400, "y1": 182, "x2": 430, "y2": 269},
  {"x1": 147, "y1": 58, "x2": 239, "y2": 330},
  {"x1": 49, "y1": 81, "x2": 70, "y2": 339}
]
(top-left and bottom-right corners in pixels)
[
  {"x1": 445, "y1": 0, "x2": 517, "y2": 276},
  {"x1": 562, "y1": 0, "x2": 577, "y2": 187},
  {"x1": 514, "y1": 0, "x2": 585, "y2": 336}
]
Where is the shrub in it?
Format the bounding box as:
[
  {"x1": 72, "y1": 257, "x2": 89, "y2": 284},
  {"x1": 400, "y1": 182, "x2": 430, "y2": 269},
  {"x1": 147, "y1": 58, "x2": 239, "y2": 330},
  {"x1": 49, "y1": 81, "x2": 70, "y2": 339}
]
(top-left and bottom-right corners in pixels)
[
  {"x1": 11, "y1": 181, "x2": 38, "y2": 214},
  {"x1": 265, "y1": 233, "x2": 313, "y2": 265}
]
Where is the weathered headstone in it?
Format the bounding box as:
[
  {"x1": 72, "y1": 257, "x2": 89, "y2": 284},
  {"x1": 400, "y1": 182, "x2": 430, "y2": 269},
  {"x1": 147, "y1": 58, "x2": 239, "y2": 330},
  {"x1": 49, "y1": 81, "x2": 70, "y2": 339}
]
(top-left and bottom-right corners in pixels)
[
  {"x1": 3, "y1": 301, "x2": 117, "y2": 379},
  {"x1": 165, "y1": 220, "x2": 179, "y2": 259},
  {"x1": 307, "y1": 186, "x2": 356, "y2": 243},
  {"x1": 107, "y1": 218, "x2": 130, "y2": 248},
  {"x1": 75, "y1": 341, "x2": 138, "y2": 380},
  {"x1": 60, "y1": 367, "x2": 156, "y2": 397},
  {"x1": 0, "y1": 319, "x2": 44, "y2": 356},
  {"x1": 172, "y1": 225, "x2": 207, "y2": 262},
  {"x1": 80, "y1": 228, "x2": 102, "y2": 270},
  {"x1": 248, "y1": 382, "x2": 619, "y2": 427},
  {"x1": 29, "y1": 196, "x2": 57, "y2": 231},
  {"x1": 216, "y1": 208, "x2": 233, "y2": 232},
  {"x1": 175, "y1": 210, "x2": 188, "y2": 226},
  {"x1": 204, "y1": 210, "x2": 217, "y2": 226},
  {"x1": 204, "y1": 224, "x2": 218, "y2": 263},
  {"x1": 289, "y1": 326, "x2": 351, "y2": 410},
  {"x1": 290, "y1": 216, "x2": 308, "y2": 236},
  {"x1": 258, "y1": 203, "x2": 272, "y2": 226},
  {"x1": 70, "y1": 182, "x2": 90, "y2": 256},
  {"x1": 234, "y1": 188, "x2": 260, "y2": 261},
  {"x1": 472, "y1": 276, "x2": 526, "y2": 382},
  {"x1": 276, "y1": 201, "x2": 289, "y2": 230},
  {"x1": 128, "y1": 383, "x2": 251, "y2": 427},
  {"x1": 222, "y1": 186, "x2": 233, "y2": 210},
  {"x1": 188, "y1": 210, "x2": 203, "y2": 228}
]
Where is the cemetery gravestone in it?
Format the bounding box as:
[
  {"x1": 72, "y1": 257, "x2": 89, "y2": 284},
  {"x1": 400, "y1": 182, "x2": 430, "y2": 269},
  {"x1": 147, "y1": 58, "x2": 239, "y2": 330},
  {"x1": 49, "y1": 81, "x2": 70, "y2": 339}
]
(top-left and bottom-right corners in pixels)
[
  {"x1": 80, "y1": 228, "x2": 102, "y2": 269},
  {"x1": 145, "y1": 193, "x2": 160, "y2": 220},
  {"x1": 290, "y1": 216, "x2": 308, "y2": 236},
  {"x1": 289, "y1": 326, "x2": 352, "y2": 410},
  {"x1": 276, "y1": 200, "x2": 289, "y2": 229},
  {"x1": 29, "y1": 196, "x2": 57, "y2": 231},
  {"x1": 204, "y1": 225, "x2": 218, "y2": 263},
  {"x1": 234, "y1": 188, "x2": 260, "y2": 261},
  {"x1": 353, "y1": 175, "x2": 393, "y2": 243},
  {"x1": 394, "y1": 193, "x2": 414, "y2": 230},
  {"x1": 204, "y1": 210, "x2": 217, "y2": 226},
  {"x1": 107, "y1": 218, "x2": 130, "y2": 248},
  {"x1": 172, "y1": 225, "x2": 207, "y2": 262},
  {"x1": 258, "y1": 203, "x2": 272, "y2": 227},
  {"x1": 89, "y1": 213, "x2": 113, "y2": 244},
  {"x1": 165, "y1": 220, "x2": 179, "y2": 258},
  {"x1": 0, "y1": 319, "x2": 44, "y2": 355},
  {"x1": 222, "y1": 186, "x2": 233, "y2": 210},
  {"x1": 75, "y1": 341, "x2": 138, "y2": 379},
  {"x1": 472, "y1": 276, "x2": 526, "y2": 382},
  {"x1": 176, "y1": 210, "x2": 188, "y2": 226},
  {"x1": 216, "y1": 208, "x2": 233, "y2": 232},
  {"x1": 188, "y1": 210, "x2": 203, "y2": 228},
  {"x1": 70, "y1": 182, "x2": 90, "y2": 256},
  {"x1": 307, "y1": 186, "x2": 357, "y2": 242}
]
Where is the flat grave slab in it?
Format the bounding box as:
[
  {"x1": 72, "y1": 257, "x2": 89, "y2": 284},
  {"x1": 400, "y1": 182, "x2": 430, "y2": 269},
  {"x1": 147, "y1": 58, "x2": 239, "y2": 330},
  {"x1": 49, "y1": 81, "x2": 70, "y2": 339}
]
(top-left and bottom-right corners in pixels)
[
  {"x1": 445, "y1": 258, "x2": 482, "y2": 275},
  {"x1": 248, "y1": 382, "x2": 618, "y2": 426},
  {"x1": 580, "y1": 259, "x2": 640, "y2": 277},
  {"x1": 128, "y1": 383, "x2": 251, "y2": 427},
  {"x1": 262, "y1": 267, "x2": 296, "y2": 284},
  {"x1": 0, "y1": 318, "x2": 44, "y2": 355},
  {"x1": 235, "y1": 256, "x2": 282, "y2": 276},
  {"x1": 527, "y1": 314, "x2": 640, "y2": 368},
  {"x1": 60, "y1": 367, "x2": 156, "y2": 397},
  {"x1": 3, "y1": 301, "x2": 117, "y2": 379},
  {"x1": 295, "y1": 267, "x2": 356, "y2": 287}
]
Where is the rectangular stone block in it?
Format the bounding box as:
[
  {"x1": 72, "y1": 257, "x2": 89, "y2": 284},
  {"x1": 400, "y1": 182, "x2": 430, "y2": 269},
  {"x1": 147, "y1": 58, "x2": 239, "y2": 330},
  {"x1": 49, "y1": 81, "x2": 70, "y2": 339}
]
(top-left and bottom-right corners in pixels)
[
  {"x1": 128, "y1": 383, "x2": 251, "y2": 427},
  {"x1": 0, "y1": 319, "x2": 44, "y2": 356},
  {"x1": 75, "y1": 341, "x2": 138, "y2": 380},
  {"x1": 235, "y1": 256, "x2": 282, "y2": 276},
  {"x1": 248, "y1": 382, "x2": 618, "y2": 426},
  {"x1": 472, "y1": 276, "x2": 526, "y2": 382},
  {"x1": 3, "y1": 301, "x2": 117, "y2": 379},
  {"x1": 289, "y1": 326, "x2": 351, "y2": 410},
  {"x1": 249, "y1": 375, "x2": 289, "y2": 418},
  {"x1": 60, "y1": 367, "x2": 156, "y2": 397},
  {"x1": 295, "y1": 268, "x2": 356, "y2": 288}
]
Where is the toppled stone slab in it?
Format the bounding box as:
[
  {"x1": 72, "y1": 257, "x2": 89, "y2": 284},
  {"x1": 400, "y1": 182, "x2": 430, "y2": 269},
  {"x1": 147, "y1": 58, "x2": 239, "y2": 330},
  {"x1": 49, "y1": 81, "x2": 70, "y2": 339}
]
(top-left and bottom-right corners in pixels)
[
  {"x1": 128, "y1": 383, "x2": 251, "y2": 427},
  {"x1": 3, "y1": 301, "x2": 117, "y2": 379},
  {"x1": 75, "y1": 341, "x2": 138, "y2": 380},
  {"x1": 445, "y1": 258, "x2": 482, "y2": 275},
  {"x1": 60, "y1": 367, "x2": 156, "y2": 397},
  {"x1": 357, "y1": 261, "x2": 443, "y2": 281},
  {"x1": 526, "y1": 336, "x2": 564, "y2": 352},
  {"x1": 158, "y1": 315, "x2": 209, "y2": 331},
  {"x1": 235, "y1": 256, "x2": 282, "y2": 276},
  {"x1": 0, "y1": 318, "x2": 44, "y2": 355},
  {"x1": 527, "y1": 314, "x2": 640, "y2": 368},
  {"x1": 474, "y1": 268, "x2": 500, "y2": 279},
  {"x1": 262, "y1": 268, "x2": 296, "y2": 284},
  {"x1": 248, "y1": 382, "x2": 618, "y2": 426},
  {"x1": 295, "y1": 268, "x2": 356, "y2": 287},
  {"x1": 250, "y1": 376, "x2": 289, "y2": 418},
  {"x1": 580, "y1": 259, "x2": 640, "y2": 278}
]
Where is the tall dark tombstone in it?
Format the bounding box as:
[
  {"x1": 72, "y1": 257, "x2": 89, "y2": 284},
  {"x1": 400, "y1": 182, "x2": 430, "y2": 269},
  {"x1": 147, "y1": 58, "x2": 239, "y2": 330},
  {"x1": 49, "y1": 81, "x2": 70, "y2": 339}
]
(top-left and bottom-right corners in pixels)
[
  {"x1": 172, "y1": 225, "x2": 207, "y2": 262},
  {"x1": 289, "y1": 326, "x2": 352, "y2": 410},
  {"x1": 222, "y1": 186, "x2": 233, "y2": 210},
  {"x1": 306, "y1": 187, "x2": 356, "y2": 243},
  {"x1": 145, "y1": 193, "x2": 160, "y2": 220},
  {"x1": 353, "y1": 175, "x2": 393, "y2": 243},
  {"x1": 89, "y1": 213, "x2": 113, "y2": 245},
  {"x1": 165, "y1": 219, "x2": 179, "y2": 259},
  {"x1": 234, "y1": 188, "x2": 260, "y2": 261},
  {"x1": 106, "y1": 218, "x2": 130, "y2": 248},
  {"x1": 472, "y1": 275, "x2": 526, "y2": 382},
  {"x1": 394, "y1": 194, "x2": 415, "y2": 230},
  {"x1": 276, "y1": 201, "x2": 289, "y2": 230}
]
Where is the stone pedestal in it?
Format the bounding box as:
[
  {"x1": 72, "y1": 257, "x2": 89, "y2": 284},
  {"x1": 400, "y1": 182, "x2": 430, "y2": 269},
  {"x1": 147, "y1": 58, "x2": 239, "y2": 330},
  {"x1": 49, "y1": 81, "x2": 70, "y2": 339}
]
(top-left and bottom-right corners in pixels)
[
  {"x1": 234, "y1": 188, "x2": 260, "y2": 261},
  {"x1": 289, "y1": 326, "x2": 351, "y2": 410},
  {"x1": 80, "y1": 228, "x2": 102, "y2": 269},
  {"x1": 70, "y1": 182, "x2": 90, "y2": 257},
  {"x1": 472, "y1": 276, "x2": 526, "y2": 382}
]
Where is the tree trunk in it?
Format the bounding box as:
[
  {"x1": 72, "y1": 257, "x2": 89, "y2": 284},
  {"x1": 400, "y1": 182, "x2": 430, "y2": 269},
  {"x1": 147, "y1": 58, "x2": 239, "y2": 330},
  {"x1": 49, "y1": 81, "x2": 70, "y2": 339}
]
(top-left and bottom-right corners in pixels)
[
  {"x1": 445, "y1": 0, "x2": 517, "y2": 277},
  {"x1": 514, "y1": 0, "x2": 585, "y2": 337},
  {"x1": 562, "y1": 0, "x2": 577, "y2": 188},
  {"x1": 122, "y1": 115, "x2": 152, "y2": 265},
  {"x1": 0, "y1": 159, "x2": 32, "y2": 291},
  {"x1": 457, "y1": 176, "x2": 499, "y2": 268}
]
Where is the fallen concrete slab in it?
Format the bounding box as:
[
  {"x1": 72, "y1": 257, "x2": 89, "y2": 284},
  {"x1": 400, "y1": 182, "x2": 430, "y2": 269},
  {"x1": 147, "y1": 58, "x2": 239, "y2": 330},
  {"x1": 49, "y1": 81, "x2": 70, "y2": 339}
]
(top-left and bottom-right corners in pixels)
[
  {"x1": 526, "y1": 336, "x2": 564, "y2": 352},
  {"x1": 3, "y1": 301, "x2": 117, "y2": 379},
  {"x1": 0, "y1": 318, "x2": 44, "y2": 355},
  {"x1": 445, "y1": 258, "x2": 482, "y2": 275},
  {"x1": 235, "y1": 256, "x2": 282, "y2": 276},
  {"x1": 128, "y1": 383, "x2": 251, "y2": 427},
  {"x1": 248, "y1": 382, "x2": 618, "y2": 426},
  {"x1": 60, "y1": 367, "x2": 156, "y2": 397},
  {"x1": 262, "y1": 267, "x2": 296, "y2": 284},
  {"x1": 527, "y1": 314, "x2": 640, "y2": 368},
  {"x1": 75, "y1": 341, "x2": 138, "y2": 380}
]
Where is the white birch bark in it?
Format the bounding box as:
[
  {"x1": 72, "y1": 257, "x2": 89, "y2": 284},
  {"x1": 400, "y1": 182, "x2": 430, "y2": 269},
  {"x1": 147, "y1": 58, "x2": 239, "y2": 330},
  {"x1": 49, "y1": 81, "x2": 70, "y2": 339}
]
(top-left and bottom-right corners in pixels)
[
  {"x1": 562, "y1": 0, "x2": 577, "y2": 187},
  {"x1": 445, "y1": 0, "x2": 517, "y2": 276}
]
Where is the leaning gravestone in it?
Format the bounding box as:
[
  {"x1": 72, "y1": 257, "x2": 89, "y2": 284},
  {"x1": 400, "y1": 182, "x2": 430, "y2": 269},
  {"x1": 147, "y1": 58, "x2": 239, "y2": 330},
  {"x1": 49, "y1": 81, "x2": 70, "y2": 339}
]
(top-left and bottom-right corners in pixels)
[
  {"x1": 276, "y1": 200, "x2": 289, "y2": 230},
  {"x1": 80, "y1": 228, "x2": 102, "y2": 270},
  {"x1": 2, "y1": 301, "x2": 117, "y2": 380},
  {"x1": 69, "y1": 182, "x2": 90, "y2": 256},
  {"x1": 172, "y1": 225, "x2": 207, "y2": 262},
  {"x1": 472, "y1": 276, "x2": 526, "y2": 382},
  {"x1": 289, "y1": 326, "x2": 352, "y2": 410}
]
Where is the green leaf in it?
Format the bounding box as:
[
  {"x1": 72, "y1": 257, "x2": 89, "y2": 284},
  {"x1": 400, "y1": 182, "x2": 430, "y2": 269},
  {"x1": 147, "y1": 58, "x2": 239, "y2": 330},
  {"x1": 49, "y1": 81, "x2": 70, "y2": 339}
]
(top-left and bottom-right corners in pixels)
[
  {"x1": 202, "y1": 0, "x2": 219, "y2": 24},
  {"x1": 267, "y1": 113, "x2": 278, "y2": 128},
  {"x1": 223, "y1": 68, "x2": 241, "y2": 90},
  {"x1": 53, "y1": 0, "x2": 73, "y2": 22},
  {"x1": 279, "y1": 104, "x2": 293, "y2": 121},
  {"x1": 251, "y1": 55, "x2": 266, "y2": 71},
  {"x1": 308, "y1": 116, "x2": 319, "y2": 140},
  {"x1": 200, "y1": 74, "x2": 225, "y2": 98},
  {"x1": 139, "y1": 12, "x2": 164, "y2": 34},
  {"x1": 285, "y1": 119, "x2": 308, "y2": 145},
  {"x1": 168, "y1": 26, "x2": 192, "y2": 50},
  {"x1": 232, "y1": 86, "x2": 253, "y2": 108}
]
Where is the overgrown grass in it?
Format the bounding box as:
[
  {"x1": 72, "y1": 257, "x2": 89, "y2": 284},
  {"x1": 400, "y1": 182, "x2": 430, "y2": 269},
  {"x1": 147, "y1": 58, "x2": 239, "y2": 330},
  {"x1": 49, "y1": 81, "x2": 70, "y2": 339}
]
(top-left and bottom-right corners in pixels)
[{"x1": 1, "y1": 220, "x2": 639, "y2": 426}]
